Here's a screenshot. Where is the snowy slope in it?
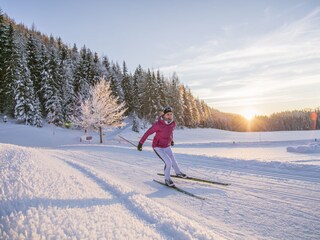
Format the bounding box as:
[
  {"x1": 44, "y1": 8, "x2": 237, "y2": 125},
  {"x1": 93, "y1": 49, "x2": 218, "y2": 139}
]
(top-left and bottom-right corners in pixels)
[
  {"x1": 0, "y1": 144, "x2": 224, "y2": 239},
  {"x1": 1, "y1": 122, "x2": 320, "y2": 239}
]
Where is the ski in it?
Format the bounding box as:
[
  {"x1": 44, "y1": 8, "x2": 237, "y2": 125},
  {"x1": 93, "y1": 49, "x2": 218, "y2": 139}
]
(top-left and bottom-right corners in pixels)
[
  {"x1": 157, "y1": 173, "x2": 230, "y2": 186},
  {"x1": 153, "y1": 179, "x2": 205, "y2": 200}
]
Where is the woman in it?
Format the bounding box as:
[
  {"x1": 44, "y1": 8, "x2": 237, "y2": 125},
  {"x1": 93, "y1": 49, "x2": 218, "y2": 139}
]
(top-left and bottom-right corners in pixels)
[{"x1": 137, "y1": 106, "x2": 187, "y2": 186}]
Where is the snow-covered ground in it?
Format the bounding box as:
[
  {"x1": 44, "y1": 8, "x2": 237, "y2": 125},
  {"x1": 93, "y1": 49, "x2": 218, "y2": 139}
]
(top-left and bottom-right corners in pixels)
[{"x1": 1, "y1": 120, "x2": 320, "y2": 239}]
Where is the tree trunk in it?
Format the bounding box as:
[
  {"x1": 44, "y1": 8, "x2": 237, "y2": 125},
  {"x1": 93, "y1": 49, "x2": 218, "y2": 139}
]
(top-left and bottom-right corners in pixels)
[{"x1": 99, "y1": 126, "x2": 103, "y2": 143}]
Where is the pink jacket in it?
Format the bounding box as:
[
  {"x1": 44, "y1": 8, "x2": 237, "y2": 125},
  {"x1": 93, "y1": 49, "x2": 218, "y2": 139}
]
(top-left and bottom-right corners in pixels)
[{"x1": 139, "y1": 117, "x2": 176, "y2": 148}]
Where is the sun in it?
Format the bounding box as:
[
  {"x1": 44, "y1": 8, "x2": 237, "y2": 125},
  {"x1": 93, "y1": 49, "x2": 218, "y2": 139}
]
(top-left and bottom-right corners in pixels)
[{"x1": 242, "y1": 108, "x2": 256, "y2": 121}]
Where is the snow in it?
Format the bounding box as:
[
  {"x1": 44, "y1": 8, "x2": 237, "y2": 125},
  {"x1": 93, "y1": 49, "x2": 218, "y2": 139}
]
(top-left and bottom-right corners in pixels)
[
  {"x1": 1, "y1": 120, "x2": 320, "y2": 239},
  {"x1": 287, "y1": 142, "x2": 320, "y2": 154}
]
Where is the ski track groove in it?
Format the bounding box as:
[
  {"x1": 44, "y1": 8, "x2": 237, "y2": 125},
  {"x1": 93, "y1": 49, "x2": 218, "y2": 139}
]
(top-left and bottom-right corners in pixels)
[
  {"x1": 187, "y1": 166, "x2": 320, "y2": 220},
  {"x1": 54, "y1": 149, "x2": 320, "y2": 209},
  {"x1": 197, "y1": 168, "x2": 320, "y2": 203},
  {"x1": 178, "y1": 150, "x2": 320, "y2": 182},
  {"x1": 50, "y1": 151, "x2": 237, "y2": 239},
  {"x1": 172, "y1": 178, "x2": 320, "y2": 223},
  {"x1": 56, "y1": 149, "x2": 320, "y2": 204},
  {"x1": 188, "y1": 160, "x2": 320, "y2": 183},
  {"x1": 55, "y1": 155, "x2": 222, "y2": 240},
  {"x1": 49, "y1": 147, "x2": 320, "y2": 240},
  {"x1": 60, "y1": 158, "x2": 174, "y2": 240}
]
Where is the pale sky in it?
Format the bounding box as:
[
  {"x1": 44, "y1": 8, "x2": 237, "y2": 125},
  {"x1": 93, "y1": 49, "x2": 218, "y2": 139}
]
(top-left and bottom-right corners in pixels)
[{"x1": 1, "y1": 0, "x2": 320, "y2": 117}]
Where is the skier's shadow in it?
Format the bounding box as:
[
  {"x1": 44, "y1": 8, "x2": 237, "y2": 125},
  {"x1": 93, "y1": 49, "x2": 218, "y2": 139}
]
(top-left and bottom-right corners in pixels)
[
  {"x1": 145, "y1": 180, "x2": 211, "y2": 199},
  {"x1": 145, "y1": 180, "x2": 227, "y2": 199},
  {"x1": 145, "y1": 180, "x2": 178, "y2": 198}
]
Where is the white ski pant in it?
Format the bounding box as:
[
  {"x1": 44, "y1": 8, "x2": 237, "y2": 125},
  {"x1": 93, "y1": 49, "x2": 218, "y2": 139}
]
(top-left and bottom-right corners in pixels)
[{"x1": 154, "y1": 146, "x2": 181, "y2": 180}]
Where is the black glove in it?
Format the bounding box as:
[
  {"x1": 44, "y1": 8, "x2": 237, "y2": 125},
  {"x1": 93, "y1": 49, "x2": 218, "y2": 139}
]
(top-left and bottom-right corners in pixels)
[
  {"x1": 171, "y1": 141, "x2": 174, "y2": 146},
  {"x1": 137, "y1": 143, "x2": 143, "y2": 151}
]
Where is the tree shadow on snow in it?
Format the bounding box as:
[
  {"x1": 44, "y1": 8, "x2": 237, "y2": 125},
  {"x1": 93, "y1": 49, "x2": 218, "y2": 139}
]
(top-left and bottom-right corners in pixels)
[{"x1": 0, "y1": 197, "x2": 117, "y2": 217}]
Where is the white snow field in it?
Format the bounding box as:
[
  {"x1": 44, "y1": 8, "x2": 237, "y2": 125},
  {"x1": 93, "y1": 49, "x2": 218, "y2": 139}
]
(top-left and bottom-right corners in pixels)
[{"x1": 1, "y1": 121, "x2": 320, "y2": 239}]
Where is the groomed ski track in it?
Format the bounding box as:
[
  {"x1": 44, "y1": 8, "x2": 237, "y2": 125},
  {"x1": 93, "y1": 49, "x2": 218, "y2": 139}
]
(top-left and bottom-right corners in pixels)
[{"x1": 2, "y1": 143, "x2": 319, "y2": 239}]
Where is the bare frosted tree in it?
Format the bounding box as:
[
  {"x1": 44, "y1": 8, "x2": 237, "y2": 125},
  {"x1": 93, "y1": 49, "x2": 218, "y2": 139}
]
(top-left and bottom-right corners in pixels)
[
  {"x1": 76, "y1": 77, "x2": 126, "y2": 143},
  {"x1": 75, "y1": 99, "x2": 94, "y2": 132}
]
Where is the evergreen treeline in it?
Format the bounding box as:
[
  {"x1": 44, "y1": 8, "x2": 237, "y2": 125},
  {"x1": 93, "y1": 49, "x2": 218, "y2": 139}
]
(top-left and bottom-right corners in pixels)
[
  {"x1": 250, "y1": 108, "x2": 320, "y2": 132},
  {"x1": 0, "y1": 10, "x2": 220, "y2": 129},
  {"x1": 0, "y1": 10, "x2": 319, "y2": 131}
]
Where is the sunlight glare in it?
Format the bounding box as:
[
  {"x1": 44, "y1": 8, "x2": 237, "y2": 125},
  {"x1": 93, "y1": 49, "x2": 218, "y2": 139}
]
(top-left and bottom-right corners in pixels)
[{"x1": 242, "y1": 108, "x2": 256, "y2": 121}]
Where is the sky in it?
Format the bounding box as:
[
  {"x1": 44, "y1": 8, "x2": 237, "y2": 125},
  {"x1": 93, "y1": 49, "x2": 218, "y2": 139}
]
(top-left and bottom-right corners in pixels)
[{"x1": 1, "y1": 0, "x2": 320, "y2": 117}]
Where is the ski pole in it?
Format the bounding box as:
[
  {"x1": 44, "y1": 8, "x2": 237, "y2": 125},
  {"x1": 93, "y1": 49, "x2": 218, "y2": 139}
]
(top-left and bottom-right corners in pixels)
[{"x1": 118, "y1": 135, "x2": 138, "y2": 147}]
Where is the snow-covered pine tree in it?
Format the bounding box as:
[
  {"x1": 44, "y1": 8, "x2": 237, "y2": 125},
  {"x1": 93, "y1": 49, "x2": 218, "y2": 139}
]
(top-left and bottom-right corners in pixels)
[
  {"x1": 86, "y1": 48, "x2": 95, "y2": 85},
  {"x1": 132, "y1": 111, "x2": 140, "y2": 133},
  {"x1": 83, "y1": 50, "x2": 102, "y2": 87},
  {"x1": 59, "y1": 43, "x2": 76, "y2": 123},
  {"x1": 33, "y1": 96, "x2": 43, "y2": 127},
  {"x1": 181, "y1": 85, "x2": 193, "y2": 127},
  {"x1": 13, "y1": 35, "x2": 37, "y2": 125},
  {"x1": 44, "y1": 47, "x2": 64, "y2": 125},
  {"x1": 26, "y1": 33, "x2": 42, "y2": 104},
  {"x1": 132, "y1": 65, "x2": 144, "y2": 118},
  {"x1": 121, "y1": 61, "x2": 133, "y2": 114},
  {"x1": 109, "y1": 62, "x2": 123, "y2": 101},
  {"x1": 92, "y1": 52, "x2": 102, "y2": 84},
  {"x1": 156, "y1": 70, "x2": 167, "y2": 108},
  {"x1": 0, "y1": 9, "x2": 8, "y2": 113},
  {"x1": 2, "y1": 23, "x2": 17, "y2": 115},
  {"x1": 65, "y1": 43, "x2": 81, "y2": 119},
  {"x1": 77, "y1": 77, "x2": 126, "y2": 143},
  {"x1": 188, "y1": 88, "x2": 200, "y2": 127},
  {"x1": 200, "y1": 100, "x2": 209, "y2": 127},
  {"x1": 166, "y1": 73, "x2": 184, "y2": 126},
  {"x1": 39, "y1": 44, "x2": 50, "y2": 114},
  {"x1": 197, "y1": 99, "x2": 207, "y2": 127},
  {"x1": 74, "y1": 46, "x2": 90, "y2": 99},
  {"x1": 152, "y1": 70, "x2": 162, "y2": 115},
  {"x1": 102, "y1": 56, "x2": 111, "y2": 80},
  {"x1": 71, "y1": 44, "x2": 80, "y2": 64},
  {"x1": 140, "y1": 69, "x2": 159, "y2": 122}
]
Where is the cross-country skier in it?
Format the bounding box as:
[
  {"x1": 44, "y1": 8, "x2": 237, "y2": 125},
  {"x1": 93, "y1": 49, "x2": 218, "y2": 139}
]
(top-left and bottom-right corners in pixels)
[{"x1": 137, "y1": 106, "x2": 187, "y2": 186}]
